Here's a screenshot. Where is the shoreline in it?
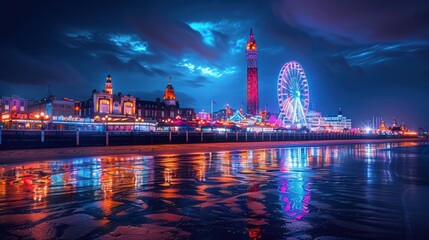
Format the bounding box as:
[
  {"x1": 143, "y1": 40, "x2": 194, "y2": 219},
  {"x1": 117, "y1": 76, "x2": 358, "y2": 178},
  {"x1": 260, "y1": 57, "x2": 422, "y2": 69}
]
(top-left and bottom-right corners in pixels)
[{"x1": 0, "y1": 138, "x2": 427, "y2": 164}]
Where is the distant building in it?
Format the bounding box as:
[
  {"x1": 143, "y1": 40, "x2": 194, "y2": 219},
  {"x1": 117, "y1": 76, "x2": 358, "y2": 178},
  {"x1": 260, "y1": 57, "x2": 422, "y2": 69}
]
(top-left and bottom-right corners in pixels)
[
  {"x1": 1, "y1": 95, "x2": 28, "y2": 114},
  {"x1": 80, "y1": 74, "x2": 136, "y2": 119},
  {"x1": 135, "y1": 81, "x2": 195, "y2": 122},
  {"x1": 379, "y1": 120, "x2": 389, "y2": 132},
  {"x1": 197, "y1": 110, "x2": 211, "y2": 120},
  {"x1": 28, "y1": 96, "x2": 77, "y2": 118},
  {"x1": 0, "y1": 95, "x2": 31, "y2": 129},
  {"x1": 306, "y1": 108, "x2": 352, "y2": 132}
]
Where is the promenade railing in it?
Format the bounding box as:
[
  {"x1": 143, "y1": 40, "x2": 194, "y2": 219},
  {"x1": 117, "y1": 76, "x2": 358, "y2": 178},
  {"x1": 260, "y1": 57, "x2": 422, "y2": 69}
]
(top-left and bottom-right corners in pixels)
[{"x1": 0, "y1": 129, "x2": 413, "y2": 150}]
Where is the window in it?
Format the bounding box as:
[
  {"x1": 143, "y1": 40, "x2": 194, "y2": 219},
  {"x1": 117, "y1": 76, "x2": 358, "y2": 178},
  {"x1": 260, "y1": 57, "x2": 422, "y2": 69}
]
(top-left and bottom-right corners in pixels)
[
  {"x1": 123, "y1": 102, "x2": 134, "y2": 115},
  {"x1": 99, "y1": 99, "x2": 110, "y2": 113}
]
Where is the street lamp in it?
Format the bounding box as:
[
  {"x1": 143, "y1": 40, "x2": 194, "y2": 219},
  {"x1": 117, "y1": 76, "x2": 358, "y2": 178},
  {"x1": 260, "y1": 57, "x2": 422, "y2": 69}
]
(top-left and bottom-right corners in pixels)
[
  {"x1": 101, "y1": 116, "x2": 108, "y2": 131},
  {"x1": 101, "y1": 115, "x2": 112, "y2": 131},
  {"x1": 39, "y1": 112, "x2": 50, "y2": 130},
  {"x1": 135, "y1": 117, "x2": 144, "y2": 131},
  {"x1": 40, "y1": 112, "x2": 45, "y2": 130},
  {"x1": 101, "y1": 115, "x2": 112, "y2": 146}
]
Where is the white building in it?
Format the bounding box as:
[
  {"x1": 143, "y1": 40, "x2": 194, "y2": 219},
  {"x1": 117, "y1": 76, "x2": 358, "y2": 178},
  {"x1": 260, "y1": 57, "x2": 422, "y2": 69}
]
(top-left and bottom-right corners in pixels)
[{"x1": 306, "y1": 108, "x2": 352, "y2": 132}]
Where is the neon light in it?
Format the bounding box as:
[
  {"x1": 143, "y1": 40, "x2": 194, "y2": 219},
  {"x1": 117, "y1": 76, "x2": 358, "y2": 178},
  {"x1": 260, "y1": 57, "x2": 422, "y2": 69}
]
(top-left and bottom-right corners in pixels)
[{"x1": 277, "y1": 61, "x2": 309, "y2": 125}]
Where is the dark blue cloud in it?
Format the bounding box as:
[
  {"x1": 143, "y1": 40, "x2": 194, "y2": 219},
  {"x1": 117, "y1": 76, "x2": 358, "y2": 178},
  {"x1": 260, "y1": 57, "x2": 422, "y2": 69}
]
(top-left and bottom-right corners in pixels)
[{"x1": 272, "y1": 0, "x2": 429, "y2": 44}]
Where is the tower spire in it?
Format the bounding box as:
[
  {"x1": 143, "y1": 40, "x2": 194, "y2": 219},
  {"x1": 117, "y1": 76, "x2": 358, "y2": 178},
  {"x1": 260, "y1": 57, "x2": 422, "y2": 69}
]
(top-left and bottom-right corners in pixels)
[{"x1": 105, "y1": 74, "x2": 113, "y2": 94}]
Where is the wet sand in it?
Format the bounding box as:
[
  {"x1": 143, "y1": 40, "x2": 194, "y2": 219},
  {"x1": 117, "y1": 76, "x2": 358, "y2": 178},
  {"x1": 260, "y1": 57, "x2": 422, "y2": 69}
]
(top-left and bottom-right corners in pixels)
[
  {"x1": 0, "y1": 140, "x2": 428, "y2": 239},
  {"x1": 0, "y1": 138, "x2": 426, "y2": 163}
]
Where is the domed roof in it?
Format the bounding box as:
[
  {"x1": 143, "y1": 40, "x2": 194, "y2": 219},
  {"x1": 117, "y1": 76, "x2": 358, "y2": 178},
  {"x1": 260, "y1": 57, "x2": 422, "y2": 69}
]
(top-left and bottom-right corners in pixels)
[
  {"x1": 166, "y1": 81, "x2": 174, "y2": 90},
  {"x1": 163, "y1": 81, "x2": 176, "y2": 100}
]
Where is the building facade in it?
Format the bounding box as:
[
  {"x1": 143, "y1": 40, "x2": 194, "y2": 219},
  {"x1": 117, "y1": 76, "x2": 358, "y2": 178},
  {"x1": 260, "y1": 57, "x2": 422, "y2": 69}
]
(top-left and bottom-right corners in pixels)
[
  {"x1": 306, "y1": 108, "x2": 352, "y2": 132},
  {"x1": 28, "y1": 96, "x2": 77, "y2": 118},
  {"x1": 246, "y1": 28, "x2": 259, "y2": 116},
  {"x1": 196, "y1": 110, "x2": 211, "y2": 121},
  {"x1": 1, "y1": 95, "x2": 28, "y2": 114},
  {"x1": 136, "y1": 81, "x2": 195, "y2": 122},
  {"x1": 80, "y1": 74, "x2": 136, "y2": 119}
]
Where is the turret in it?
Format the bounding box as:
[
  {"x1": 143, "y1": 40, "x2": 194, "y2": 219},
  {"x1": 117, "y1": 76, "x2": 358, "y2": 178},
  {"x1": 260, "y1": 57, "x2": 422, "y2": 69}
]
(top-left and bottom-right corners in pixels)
[
  {"x1": 105, "y1": 74, "x2": 113, "y2": 94},
  {"x1": 163, "y1": 78, "x2": 176, "y2": 106}
]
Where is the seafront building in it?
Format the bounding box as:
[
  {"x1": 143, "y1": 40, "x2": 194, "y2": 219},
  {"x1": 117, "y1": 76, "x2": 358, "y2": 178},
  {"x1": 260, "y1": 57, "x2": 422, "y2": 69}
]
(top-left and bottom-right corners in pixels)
[
  {"x1": 0, "y1": 95, "x2": 32, "y2": 129},
  {"x1": 80, "y1": 74, "x2": 136, "y2": 119},
  {"x1": 306, "y1": 108, "x2": 352, "y2": 132},
  {"x1": 136, "y1": 81, "x2": 195, "y2": 122},
  {"x1": 1, "y1": 95, "x2": 28, "y2": 114},
  {"x1": 0, "y1": 74, "x2": 195, "y2": 131}
]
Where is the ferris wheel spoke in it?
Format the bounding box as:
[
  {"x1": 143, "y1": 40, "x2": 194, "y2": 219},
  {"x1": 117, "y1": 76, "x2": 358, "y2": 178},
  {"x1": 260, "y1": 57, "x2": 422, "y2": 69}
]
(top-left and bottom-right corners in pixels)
[
  {"x1": 278, "y1": 92, "x2": 291, "y2": 98},
  {"x1": 298, "y1": 100, "x2": 308, "y2": 124},
  {"x1": 297, "y1": 75, "x2": 305, "y2": 87},
  {"x1": 293, "y1": 97, "x2": 299, "y2": 123},
  {"x1": 299, "y1": 79, "x2": 308, "y2": 90},
  {"x1": 296, "y1": 99, "x2": 304, "y2": 118},
  {"x1": 299, "y1": 85, "x2": 308, "y2": 93},
  {"x1": 281, "y1": 83, "x2": 291, "y2": 92},
  {"x1": 295, "y1": 68, "x2": 300, "y2": 79},
  {"x1": 282, "y1": 98, "x2": 291, "y2": 111},
  {"x1": 282, "y1": 75, "x2": 291, "y2": 88},
  {"x1": 287, "y1": 67, "x2": 294, "y2": 82},
  {"x1": 284, "y1": 100, "x2": 293, "y2": 117}
]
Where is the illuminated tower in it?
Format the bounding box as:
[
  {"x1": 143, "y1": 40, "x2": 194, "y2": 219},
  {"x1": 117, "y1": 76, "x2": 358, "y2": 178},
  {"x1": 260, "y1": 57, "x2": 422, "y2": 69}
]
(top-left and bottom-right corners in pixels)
[
  {"x1": 163, "y1": 78, "x2": 176, "y2": 106},
  {"x1": 246, "y1": 28, "x2": 258, "y2": 116},
  {"x1": 105, "y1": 74, "x2": 113, "y2": 94}
]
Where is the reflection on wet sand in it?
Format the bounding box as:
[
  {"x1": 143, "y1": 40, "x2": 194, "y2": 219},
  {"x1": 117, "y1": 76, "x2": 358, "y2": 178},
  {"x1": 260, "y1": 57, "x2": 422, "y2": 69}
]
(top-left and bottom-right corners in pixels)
[{"x1": 0, "y1": 141, "x2": 428, "y2": 239}]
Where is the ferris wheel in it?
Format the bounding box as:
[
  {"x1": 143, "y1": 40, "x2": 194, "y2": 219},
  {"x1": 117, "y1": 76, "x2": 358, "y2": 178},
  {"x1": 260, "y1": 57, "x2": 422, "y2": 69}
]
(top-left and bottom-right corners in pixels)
[{"x1": 277, "y1": 61, "x2": 310, "y2": 125}]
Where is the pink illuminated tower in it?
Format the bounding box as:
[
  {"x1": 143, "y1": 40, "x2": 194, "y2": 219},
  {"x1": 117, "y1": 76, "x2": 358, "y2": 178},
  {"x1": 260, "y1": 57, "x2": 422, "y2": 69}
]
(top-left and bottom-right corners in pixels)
[{"x1": 246, "y1": 28, "x2": 259, "y2": 116}]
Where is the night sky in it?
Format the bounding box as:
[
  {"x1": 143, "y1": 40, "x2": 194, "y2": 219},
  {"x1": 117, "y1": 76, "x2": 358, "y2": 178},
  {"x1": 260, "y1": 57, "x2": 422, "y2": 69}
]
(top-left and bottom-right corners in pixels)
[{"x1": 1, "y1": 0, "x2": 429, "y2": 129}]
